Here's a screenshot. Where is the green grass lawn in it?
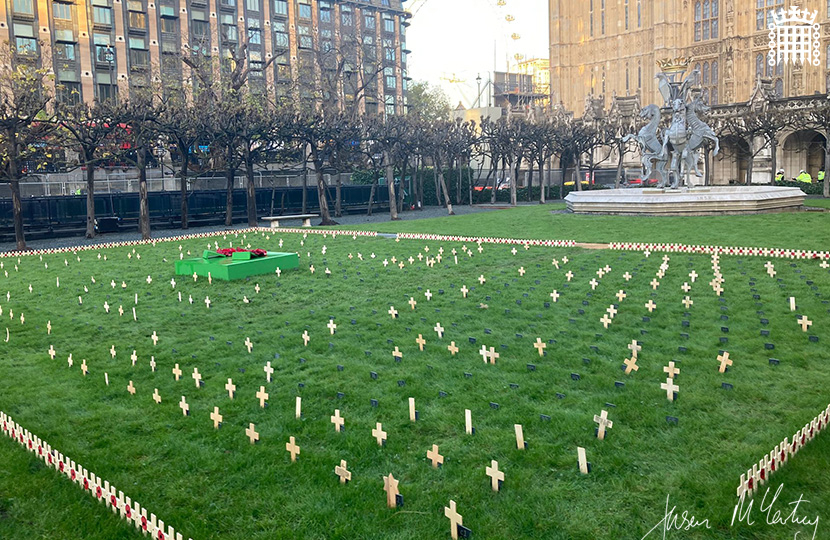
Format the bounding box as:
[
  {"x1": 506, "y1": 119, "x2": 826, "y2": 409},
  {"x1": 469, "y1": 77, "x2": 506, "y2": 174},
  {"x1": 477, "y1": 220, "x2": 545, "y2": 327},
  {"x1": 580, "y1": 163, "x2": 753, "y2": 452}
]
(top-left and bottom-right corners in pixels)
[
  {"x1": 1, "y1": 227, "x2": 829, "y2": 540},
  {"x1": 351, "y1": 203, "x2": 830, "y2": 251}
]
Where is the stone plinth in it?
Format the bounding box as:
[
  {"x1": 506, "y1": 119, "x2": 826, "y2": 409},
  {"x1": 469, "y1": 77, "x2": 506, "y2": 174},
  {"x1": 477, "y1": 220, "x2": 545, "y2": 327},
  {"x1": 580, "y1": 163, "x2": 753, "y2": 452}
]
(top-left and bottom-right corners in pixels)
[{"x1": 565, "y1": 186, "x2": 805, "y2": 216}]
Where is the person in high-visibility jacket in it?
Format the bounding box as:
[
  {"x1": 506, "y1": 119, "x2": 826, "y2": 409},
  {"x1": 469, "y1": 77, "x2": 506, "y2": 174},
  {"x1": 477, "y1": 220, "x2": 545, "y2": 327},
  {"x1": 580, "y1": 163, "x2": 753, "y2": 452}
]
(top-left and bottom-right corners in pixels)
[
  {"x1": 819, "y1": 169, "x2": 825, "y2": 183},
  {"x1": 796, "y1": 170, "x2": 812, "y2": 184},
  {"x1": 774, "y1": 169, "x2": 785, "y2": 183}
]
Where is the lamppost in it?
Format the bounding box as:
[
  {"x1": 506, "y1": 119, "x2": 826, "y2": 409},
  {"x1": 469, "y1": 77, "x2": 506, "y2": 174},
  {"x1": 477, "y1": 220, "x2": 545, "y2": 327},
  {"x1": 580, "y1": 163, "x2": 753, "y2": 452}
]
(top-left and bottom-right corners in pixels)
[{"x1": 476, "y1": 73, "x2": 482, "y2": 108}]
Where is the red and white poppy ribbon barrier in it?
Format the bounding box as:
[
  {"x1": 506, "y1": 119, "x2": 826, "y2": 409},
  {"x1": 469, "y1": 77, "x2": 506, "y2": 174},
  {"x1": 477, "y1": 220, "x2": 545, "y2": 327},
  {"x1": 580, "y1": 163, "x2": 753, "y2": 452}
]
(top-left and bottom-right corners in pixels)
[
  {"x1": 736, "y1": 403, "x2": 830, "y2": 499},
  {"x1": 0, "y1": 412, "x2": 192, "y2": 540}
]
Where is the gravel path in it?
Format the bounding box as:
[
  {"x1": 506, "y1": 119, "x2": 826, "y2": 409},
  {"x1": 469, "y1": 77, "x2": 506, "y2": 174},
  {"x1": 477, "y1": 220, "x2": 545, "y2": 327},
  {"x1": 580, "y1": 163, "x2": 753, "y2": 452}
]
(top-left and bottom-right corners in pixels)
[{"x1": 0, "y1": 203, "x2": 543, "y2": 253}]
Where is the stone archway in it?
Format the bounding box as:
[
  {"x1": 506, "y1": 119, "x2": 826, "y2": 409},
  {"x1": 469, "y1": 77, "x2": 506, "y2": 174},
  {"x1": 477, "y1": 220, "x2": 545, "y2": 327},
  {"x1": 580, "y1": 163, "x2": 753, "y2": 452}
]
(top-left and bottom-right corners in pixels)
[
  {"x1": 713, "y1": 136, "x2": 750, "y2": 185},
  {"x1": 781, "y1": 130, "x2": 826, "y2": 181}
]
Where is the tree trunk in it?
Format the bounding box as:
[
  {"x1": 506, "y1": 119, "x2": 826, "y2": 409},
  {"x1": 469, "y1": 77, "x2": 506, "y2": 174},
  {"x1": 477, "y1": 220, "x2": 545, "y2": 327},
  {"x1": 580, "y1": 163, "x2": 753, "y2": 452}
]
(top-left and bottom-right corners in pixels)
[
  {"x1": 438, "y1": 168, "x2": 454, "y2": 215},
  {"x1": 769, "y1": 137, "x2": 778, "y2": 186},
  {"x1": 399, "y1": 161, "x2": 408, "y2": 212},
  {"x1": 225, "y1": 164, "x2": 235, "y2": 226},
  {"x1": 467, "y1": 160, "x2": 473, "y2": 207},
  {"x1": 433, "y1": 162, "x2": 441, "y2": 206},
  {"x1": 510, "y1": 155, "x2": 519, "y2": 206},
  {"x1": 179, "y1": 147, "x2": 190, "y2": 229},
  {"x1": 335, "y1": 173, "x2": 342, "y2": 217},
  {"x1": 615, "y1": 140, "x2": 625, "y2": 189},
  {"x1": 137, "y1": 146, "x2": 151, "y2": 240},
  {"x1": 703, "y1": 146, "x2": 711, "y2": 187},
  {"x1": 301, "y1": 153, "x2": 308, "y2": 214},
  {"x1": 575, "y1": 153, "x2": 583, "y2": 192},
  {"x1": 313, "y1": 157, "x2": 336, "y2": 225},
  {"x1": 385, "y1": 151, "x2": 399, "y2": 220},
  {"x1": 245, "y1": 155, "x2": 257, "y2": 227},
  {"x1": 85, "y1": 151, "x2": 96, "y2": 238},
  {"x1": 539, "y1": 159, "x2": 546, "y2": 203},
  {"x1": 10, "y1": 178, "x2": 26, "y2": 251},
  {"x1": 367, "y1": 169, "x2": 378, "y2": 216},
  {"x1": 746, "y1": 140, "x2": 754, "y2": 186},
  {"x1": 491, "y1": 156, "x2": 500, "y2": 204},
  {"x1": 527, "y1": 157, "x2": 533, "y2": 202},
  {"x1": 456, "y1": 158, "x2": 461, "y2": 204}
]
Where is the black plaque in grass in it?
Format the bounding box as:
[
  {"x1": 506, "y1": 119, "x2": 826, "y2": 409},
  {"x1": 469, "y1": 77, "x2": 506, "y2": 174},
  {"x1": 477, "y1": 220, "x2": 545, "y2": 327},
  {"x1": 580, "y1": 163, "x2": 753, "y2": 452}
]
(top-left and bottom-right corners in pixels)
[
  {"x1": 769, "y1": 358, "x2": 780, "y2": 366},
  {"x1": 371, "y1": 399, "x2": 378, "y2": 408},
  {"x1": 615, "y1": 381, "x2": 625, "y2": 388},
  {"x1": 464, "y1": 372, "x2": 473, "y2": 378},
  {"x1": 337, "y1": 365, "x2": 344, "y2": 372},
  {"x1": 761, "y1": 330, "x2": 770, "y2": 336},
  {"x1": 578, "y1": 309, "x2": 585, "y2": 315},
  {"x1": 527, "y1": 364, "x2": 536, "y2": 371},
  {"x1": 605, "y1": 403, "x2": 616, "y2": 408},
  {"x1": 682, "y1": 320, "x2": 690, "y2": 327},
  {"x1": 721, "y1": 306, "x2": 728, "y2": 311},
  {"x1": 509, "y1": 383, "x2": 519, "y2": 389},
  {"x1": 809, "y1": 336, "x2": 819, "y2": 342},
  {"x1": 439, "y1": 391, "x2": 448, "y2": 398},
  {"x1": 643, "y1": 316, "x2": 651, "y2": 322},
  {"x1": 590, "y1": 345, "x2": 600, "y2": 353},
  {"x1": 765, "y1": 343, "x2": 775, "y2": 350},
  {"x1": 666, "y1": 416, "x2": 679, "y2": 425},
  {"x1": 680, "y1": 333, "x2": 690, "y2": 339},
  {"x1": 678, "y1": 346, "x2": 687, "y2": 353},
  {"x1": 721, "y1": 315, "x2": 729, "y2": 321},
  {"x1": 555, "y1": 393, "x2": 566, "y2": 399},
  {"x1": 365, "y1": 351, "x2": 372, "y2": 357},
  {"x1": 484, "y1": 329, "x2": 492, "y2": 334},
  {"x1": 516, "y1": 333, "x2": 523, "y2": 338},
  {"x1": 720, "y1": 337, "x2": 729, "y2": 344},
  {"x1": 722, "y1": 327, "x2": 729, "y2": 333},
  {"x1": 337, "y1": 392, "x2": 344, "y2": 399},
  {"x1": 761, "y1": 318, "x2": 769, "y2": 325},
  {"x1": 540, "y1": 414, "x2": 551, "y2": 421},
  {"x1": 397, "y1": 380, "x2": 406, "y2": 387},
  {"x1": 469, "y1": 337, "x2": 476, "y2": 344},
  {"x1": 370, "y1": 371, "x2": 378, "y2": 380},
  {"x1": 582, "y1": 300, "x2": 589, "y2": 306},
  {"x1": 721, "y1": 382, "x2": 734, "y2": 390},
  {"x1": 584, "y1": 358, "x2": 592, "y2": 365},
  {"x1": 490, "y1": 402, "x2": 500, "y2": 410},
  {"x1": 571, "y1": 373, "x2": 581, "y2": 381}
]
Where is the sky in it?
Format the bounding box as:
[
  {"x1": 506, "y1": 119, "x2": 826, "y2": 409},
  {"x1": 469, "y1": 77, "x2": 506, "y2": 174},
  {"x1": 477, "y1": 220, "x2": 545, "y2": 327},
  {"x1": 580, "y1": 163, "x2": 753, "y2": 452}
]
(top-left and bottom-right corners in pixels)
[{"x1": 405, "y1": 0, "x2": 549, "y2": 109}]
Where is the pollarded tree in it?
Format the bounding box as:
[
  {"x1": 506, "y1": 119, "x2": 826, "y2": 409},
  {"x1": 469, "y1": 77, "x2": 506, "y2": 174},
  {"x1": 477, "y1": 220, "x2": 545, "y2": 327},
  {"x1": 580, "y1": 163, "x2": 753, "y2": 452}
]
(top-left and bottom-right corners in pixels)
[
  {"x1": 0, "y1": 45, "x2": 55, "y2": 250},
  {"x1": 803, "y1": 99, "x2": 830, "y2": 197},
  {"x1": 718, "y1": 104, "x2": 793, "y2": 186},
  {"x1": 522, "y1": 116, "x2": 558, "y2": 203},
  {"x1": 56, "y1": 99, "x2": 118, "y2": 238}
]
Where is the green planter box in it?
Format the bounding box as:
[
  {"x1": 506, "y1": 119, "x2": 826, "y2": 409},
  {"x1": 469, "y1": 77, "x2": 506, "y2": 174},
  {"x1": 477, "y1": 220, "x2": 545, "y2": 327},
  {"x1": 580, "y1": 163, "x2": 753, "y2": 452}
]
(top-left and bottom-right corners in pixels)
[{"x1": 175, "y1": 251, "x2": 299, "y2": 281}]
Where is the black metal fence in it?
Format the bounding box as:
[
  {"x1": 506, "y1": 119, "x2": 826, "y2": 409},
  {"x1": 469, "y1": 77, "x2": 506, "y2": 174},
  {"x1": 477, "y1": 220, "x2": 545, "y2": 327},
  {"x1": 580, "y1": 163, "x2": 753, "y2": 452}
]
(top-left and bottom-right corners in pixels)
[{"x1": 0, "y1": 185, "x2": 389, "y2": 242}]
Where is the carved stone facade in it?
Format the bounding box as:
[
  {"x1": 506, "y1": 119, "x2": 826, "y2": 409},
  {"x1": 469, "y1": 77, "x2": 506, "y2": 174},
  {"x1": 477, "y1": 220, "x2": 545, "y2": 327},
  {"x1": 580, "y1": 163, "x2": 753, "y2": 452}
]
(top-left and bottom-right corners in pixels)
[{"x1": 549, "y1": 0, "x2": 830, "y2": 112}]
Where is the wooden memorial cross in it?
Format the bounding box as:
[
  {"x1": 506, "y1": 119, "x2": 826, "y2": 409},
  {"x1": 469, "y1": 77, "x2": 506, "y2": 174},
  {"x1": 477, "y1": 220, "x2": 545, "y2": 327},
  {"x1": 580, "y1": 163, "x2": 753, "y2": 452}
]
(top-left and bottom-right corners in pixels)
[
  {"x1": 388, "y1": 306, "x2": 398, "y2": 319},
  {"x1": 425, "y1": 289, "x2": 433, "y2": 300},
  {"x1": 204, "y1": 296, "x2": 211, "y2": 309},
  {"x1": 179, "y1": 396, "x2": 189, "y2": 416},
  {"x1": 645, "y1": 300, "x2": 657, "y2": 313},
  {"x1": 797, "y1": 316, "x2": 812, "y2": 332},
  {"x1": 81, "y1": 359, "x2": 88, "y2": 376},
  {"x1": 550, "y1": 290, "x2": 560, "y2": 302},
  {"x1": 110, "y1": 345, "x2": 117, "y2": 359},
  {"x1": 600, "y1": 314, "x2": 613, "y2": 329},
  {"x1": 327, "y1": 319, "x2": 337, "y2": 335},
  {"x1": 664, "y1": 361, "x2": 680, "y2": 379},
  {"x1": 789, "y1": 297, "x2": 796, "y2": 311},
  {"x1": 650, "y1": 279, "x2": 660, "y2": 290},
  {"x1": 48, "y1": 345, "x2": 56, "y2": 360},
  {"x1": 533, "y1": 338, "x2": 546, "y2": 356},
  {"x1": 295, "y1": 396, "x2": 302, "y2": 418},
  {"x1": 577, "y1": 447, "x2": 590, "y2": 474},
  {"x1": 434, "y1": 323, "x2": 445, "y2": 338},
  {"x1": 445, "y1": 500, "x2": 463, "y2": 540},
  {"x1": 478, "y1": 275, "x2": 486, "y2": 285},
  {"x1": 589, "y1": 279, "x2": 598, "y2": 290},
  {"x1": 681, "y1": 282, "x2": 692, "y2": 293},
  {"x1": 372, "y1": 423, "x2": 387, "y2": 446},
  {"x1": 392, "y1": 346, "x2": 403, "y2": 361},
  {"x1": 628, "y1": 340, "x2": 641, "y2": 356},
  {"x1": 565, "y1": 271, "x2": 574, "y2": 281},
  {"x1": 661, "y1": 378, "x2": 679, "y2": 401},
  {"x1": 606, "y1": 305, "x2": 618, "y2": 318},
  {"x1": 210, "y1": 407, "x2": 222, "y2": 429},
  {"x1": 331, "y1": 409, "x2": 345, "y2": 432},
  {"x1": 447, "y1": 341, "x2": 459, "y2": 355},
  {"x1": 383, "y1": 474, "x2": 400, "y2": 508},
  {"x1": 518, "y1": 267, "x2": 526, "y2": 276},
  {"x1": 285, "y1": 436, "x2": 300, "y2": 462},
  {"x1": 244, "y1": 337, "x2": 253, "y2": 353},
  {"x1": 682, "y1": 296, "x2": 693, "y2": 309},
  {"x1": 623, "y1": 356, "x2": 639, "y2": 374},
  {"x1": 335, "y1": 460, "x2": 351, "y2": 483},
  {"x1": 689, "y1": 270, "x2": 698, "y2": 282},
  {"x1": 622, "y1": 272, "x2": 632, "y2": 281},
  {"x1": 485, "y1": 460, "x2": 504, "y2": 491},
  {"x1": 130, "y1": 350, "x2": 138, "y2": 366},
  {"x1": 416, "y1": 334, "x2": 426, "y2": 351},
  {"x1": 465, "y1": 409, "x2": 473, "y2": 435},
  {"x1": 409, "y1": 397, "x2": 417, "y2": 422},
  {"x1": 515, "y1": 424, "x2": 525, "y2": 449},
  {"x1": 427, "y1": 444, "x2": 444, "y2": 468},
  {"x1": 717, "y1": 351, "x2": 732, "y2": 373},
  {"x1": 225, "y1": 378, "x2": 236, "y2": 399},
  {"x1": 616, "y1": 290, "x2": 626, "y2": 302},
  {"x1": 246, "y1": 423, "x2": 259, "y2": 444},
  {"x1": 821, "y1": 260, "x2": 830, "y2": 269},
  {"x1": 596, "y1": 268, "x2": 605, "y2": 278},
  {"x1": 152, "y1": 388, "x2": 161, "y2": 404},
  {"x1": 408, "y1": 297, "x2": 417, "y2": 310},
  {"x1": 764, "y1": 261, "x2": 775, "y2": 274},
  {"x1": 460, "y1": 285, "x2": 469, "y2": 298},
  {"x1": 593, "y1": 410, "x2": 613, "y2": 440},
  {"x1": 127, "y1": 381, "x2": 136, "y2": 395},
  {"x1": 256, "y1": 386, "x2": 269, "y2": 408},
  {"x1": 151, "y1": 331, "x2": 158, "y2": 346},
  {"x1": 264, "y1": 361, "x2": 274, "y2": 382},
  {"x1": 192, "y1": 368, "x2": 202, "y2": 388},
  {"x1": 302, "y1": 330, "x2": 310, "y2": 346},
  {"x1": 172, "y1": 364, "x2": 182, "y2": 381}
]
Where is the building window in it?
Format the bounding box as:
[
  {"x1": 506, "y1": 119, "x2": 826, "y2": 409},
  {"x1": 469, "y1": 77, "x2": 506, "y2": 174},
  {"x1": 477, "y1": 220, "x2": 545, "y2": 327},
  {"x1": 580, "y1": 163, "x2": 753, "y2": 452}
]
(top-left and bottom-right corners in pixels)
[
  {"x1": 13, "y1": 0, "x2": 34, "y2": 15},
  {"x1": 638, "y1": 63, "x2": 641, "y2": 88},
  {"x1": 93, "y1": 6, "x2": 112, "y2": 24},
  {"x1": 273, "y1": 0, "x2": 287, "y2": 16},
  {"x1": 130, "y1": 49, "x2": 149, "y2": 67},
  {"x1": 601, "y1": 0, "x2": 605, "y2": 34},
  {"x1": 53, "y1": 2, "x2": 73, "y2": 20},
  {"x1": 57, "y1": 82, "x2": 82, "y2": 104},
  {"x1": 589, "y1": 0, "x2": 593, "y2": 36},
  {"x1": 55, "y1": 42, "x2": 76, "y2": 61},
  {"x1": 15, "y1": 37, "x2": 38, "y2": 56},
  {"x1": 694, "y1": 0, "x2": 718, "y2": 41},
  {"x1": 698, "y1": 60, "x2": 718, "y2": 104},
  {"x1": 625, "y1": 0, "x2": 629, "y2": 30},
  {"x1": 129, "y1": 11, "x2": 147, "y2": 29},
  {"x1": 248, "y1": 28, "x2": 261, "y2": 44},
  {"x1": 385, "y1": 95, "x2": 395, "y2": 115},
  {"x1": 192, "y1": 20, "x2": 209, "y2": 37},
  {"x1": 273, "y1": 21, "x2": 288, "y2": 48},
  {"x1": 246, "y1": 0, "x2": 259, "y2": 11},
  {"x1": 319, "y1": 1, "x2": 331, "y2": 23},
  {"x1": 298, "y1": 3, "x2": 311, "y2": 20},
  {"x1": 384, "y1": 17, "x2": 394, "y2": 33},
  {"x1": 160, "y1": 17, "x2": 177, "y2": 33},
  {"x1": 365, "y1": 14, "x2": 375, "y2": 30},
  {"x1": 222, "y1": 23, "x2": 238, "y2": 41},
  {"x1": 625, "y1": 64, "x2": 629, "y2": 92},
  {"x1": 637, "y1": 0, "x2": 641, "y2": 27},
  {"x1": 756, "y1": 0, "x2": 784, "y2": 31},
  {"x1": 384, "y1": 47, "x2": 395, "y2": 62},
  {"x1": 298, "y1": 24, "x2": 311, "y2": 49},
  {"x1": 342, "y1": 11, "x2": 353, "y2": 26}
]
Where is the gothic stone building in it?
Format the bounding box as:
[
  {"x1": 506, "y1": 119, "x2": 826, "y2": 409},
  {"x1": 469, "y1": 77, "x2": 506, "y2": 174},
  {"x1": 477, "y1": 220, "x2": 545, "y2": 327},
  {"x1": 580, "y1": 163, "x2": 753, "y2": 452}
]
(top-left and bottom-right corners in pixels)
[{"x1": 549, "y1": 0, "x2": 830, "y2": 184}]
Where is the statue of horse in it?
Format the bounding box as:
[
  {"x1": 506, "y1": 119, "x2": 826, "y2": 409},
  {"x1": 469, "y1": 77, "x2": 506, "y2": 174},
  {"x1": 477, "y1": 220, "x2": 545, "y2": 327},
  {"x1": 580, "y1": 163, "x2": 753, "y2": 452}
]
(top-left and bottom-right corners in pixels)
[
  {"x1": 623, "y1": 104, "x2": 667, "y2": 186},
  {"x1": 680, "y1": 97, "x2": 720, "y2": 180},
  {"x1": 662, "y1": 99, "x2": 689, "y2": 188}
]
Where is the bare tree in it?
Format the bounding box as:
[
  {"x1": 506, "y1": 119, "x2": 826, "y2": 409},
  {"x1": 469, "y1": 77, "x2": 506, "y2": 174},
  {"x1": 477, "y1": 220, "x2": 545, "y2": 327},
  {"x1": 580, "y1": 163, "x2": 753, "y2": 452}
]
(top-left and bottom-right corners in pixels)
[
  {"x1": 718, "y1": 105, "x2": 792, "y2": 185},
  {"x1": 803, "y1": 100, "x2": 830, "y2": 197}
]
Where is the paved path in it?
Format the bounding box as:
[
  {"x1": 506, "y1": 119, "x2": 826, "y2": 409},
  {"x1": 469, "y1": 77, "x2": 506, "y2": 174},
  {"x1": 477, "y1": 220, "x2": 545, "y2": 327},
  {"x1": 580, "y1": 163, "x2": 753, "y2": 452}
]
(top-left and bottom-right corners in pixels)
[{"x1": 0, "y1": 203, "x2": 550, "y2": 253}]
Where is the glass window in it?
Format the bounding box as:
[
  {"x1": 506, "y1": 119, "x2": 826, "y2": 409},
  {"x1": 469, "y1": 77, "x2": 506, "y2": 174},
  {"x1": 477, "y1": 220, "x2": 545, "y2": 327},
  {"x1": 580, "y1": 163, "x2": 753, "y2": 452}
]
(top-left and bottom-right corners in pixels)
[
  {"x1": 246, "y1": 0, "x2": 259, "y2": 11},
  {"x1": 129, "y1": 12, "x2": 147, "y2": 29},
  {"x1": 298, "y1": 3, "x2": 311, "y2": 19},
  {"x1": 385, "y1": 47, "x2": 395, "y2": 62},
  {"x1": 319, "y1": 1, "x2": 331, "y2": 23},
  {"x1": 129, "y1": 36, "x2": 146, "y2": 49},
  {"x1": 363, "y1": 35, "x2": 374, "y2": 45},
  {"x1": 695, "y1": 0, "x2": 718, "y2": 41},
  {"x1": 15, "y1": 37, "x2": 38, "y2": 55},
  {"x1": 14, "y1": 22, "x2": 35, "y2": 37},
  {"x1": 55, "y1": 42, "x2": 76, "y2": 60},
  {"x1": 130, "y1": 49, "x2": 150, "y2": 67},
  {"x1": 222, "y1": 24, "x2": 237, "y2": 41},
  {"x1": 342, "y1": 12, "x2": 353, "y2": 26},
  {"x1": 160, "y1": 17, "x2": 177, "y2": 33},
  {"x1": 274, "y1": 30, "x2": 288, "y2": 48},
  {"x1": 160, "y1": 5, "x2": 176, "y2": 16},
  {"x1": 774, "y1": 78, "x2": 783, "y2": 97},
  {"x1": 57, "y1": 82, "x2": 82, "y2": 104},
  {"x1": 273, "y1": 0, "x2": 287, "y2": 15},
  {"x1": 384, "y1": 17, "x2": 394, "y2": 33},
  {"x1": 53, "y1": 2, "x2": 73, "y2": 19},
  {"x1": 192, "y1": 20, "x2": 209, "y2": 36},
  {"x1": 637, "y1": 0, "x2": 641, "y2": 27},
  {"x1": 13, "y1": 0, "x2": 34, "y2": 15},
  {"x1": 386, "y1": 75, "x2": 396, "y2": 88},
  {"x1": 365, "y1": 15, "x2": 375, "y2": 29},
  {"x1": 248, "y1": 28, "x2": 261, "y2": 44},
  {"x1": 624, "y1": 0, "x2": 629, "y2": 30}
]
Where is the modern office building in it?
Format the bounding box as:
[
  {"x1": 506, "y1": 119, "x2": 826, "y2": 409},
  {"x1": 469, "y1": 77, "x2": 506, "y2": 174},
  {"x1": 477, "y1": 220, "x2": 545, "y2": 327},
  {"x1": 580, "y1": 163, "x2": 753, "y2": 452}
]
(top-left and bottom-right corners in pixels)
[{"x1": 1, "y1": 0, "x2": 410, "y2": 114}]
